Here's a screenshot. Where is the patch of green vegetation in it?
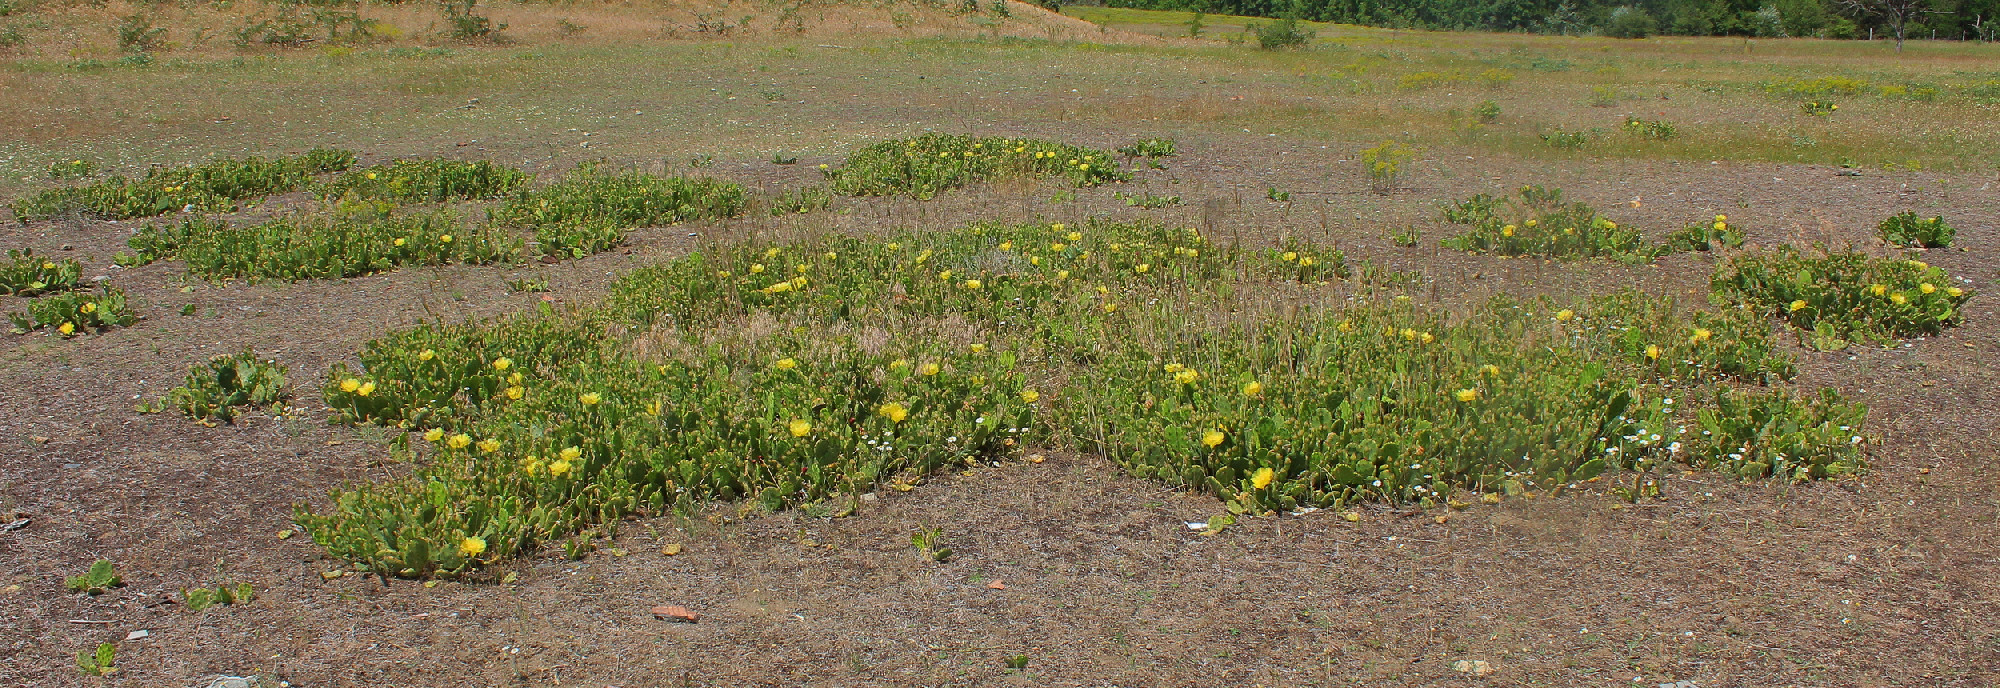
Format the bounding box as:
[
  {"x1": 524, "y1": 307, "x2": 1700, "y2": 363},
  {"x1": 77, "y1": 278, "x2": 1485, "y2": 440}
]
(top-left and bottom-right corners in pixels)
[
  {"x1": 491, "y1": 162, "x2": 745, "y2": 258},
  {"x1": 65, "y1": 560, "x2": 122, "y2": 595},
  {"x1": 1663, "y1": 215, "x2": 1745, "y2": 253},
  {"x1": 121, "y1": 208, "x2": 519, "y2": 281},
  {"x1": 76, "y1": 643, "x2": 116, "y2": 677},
  {"x1": 7, "y1": 287, "x2": 136, "y2": 337},
  {"x1": 318, "y1": 159, "x2": 529, "y2": 203},
  {"x1": 1876, "y1": 211, "x2": 1954, "y2": 248},
  {"x1": 299, "y1": 218, "x2": 1858, "y2": 579},
  {"x1": 182, "y1": 582, "x2": 255, "y2": 611},
  {"x1": 767, "y1": 184, "x2": 832, "y2": 216},
  {"x1": 140, "y1": 350, "x2": 289, "y2": 424},
  {"x1": 0, "y1": 249, "x2": 81, "y2": 296},
  {"x1": 8, "y1": 148, "x2": 355, "y2": 222},
  {"x1": 1438, "y1": 186, "x2": 1653, "y2": 262},
  {"x1": 1712, "y1": 248, "x2": 1973, "y2": 349},
  {"x1": 823, "y1": 133, "x2": 1129, "y2": 200}
]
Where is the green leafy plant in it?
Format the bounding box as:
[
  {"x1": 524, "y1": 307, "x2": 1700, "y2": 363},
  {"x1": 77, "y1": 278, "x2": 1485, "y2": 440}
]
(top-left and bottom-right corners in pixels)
[
  {"x1": 9, "y1": 287, "x2": 137, "y2": 337},
  {"x1": 1253, "y1": 17, "x2": 1313, "y2": 50},
  {"x1": 114, "y1": 13, "x2": 165, "y2": 53},
  {"x1": 1359, "y1": 140, "x2": 1415, "y2": 194},
  {"x1": 182, "y1": 582, "x2": 256, "y2": 611},
  {"x1": 47, "y1": 158, "x2": 95, "y2": 181},
  {"x1": 1663, "y1": 214, "x2": 1745, "y2": 252},
  {"x1": 910, "y1": 526, "x2": 951, "y2": 562},
  {"x1": 1623, "y1": 116, "x2": 1679, "y2": 140},
  {"x1": 1474, "y1": 100, "x2": 1501, "y2": 123},
  {"x1": 65, "y1": 560, "x2": 122, "y2": 595},
  {"x1": 770, "y1": 152, "x2": 799, "y2": 165},
  {"x1": 823, "y1": 133, "x2": 1129, "y2": 200},
  {"x1": 1117, "y1": 138, "x2": 1178, "y2": 159},
  {"x1": 1387, "y1": 226, "x2": 1423, "y2": 247},
  {"x1": 441, "y1": 0, "x2": 505, "y2": 40},
  {"x1": 505, "y1": 276, "x2": 550, "y2": 293},
  {"x1": 492, "y1": 162, "x2": 745, "y2": 258},
  {"x1": 121, "y1": 208, "x2": 519, "y2": 281},
  {"x1": 1711, "y1": 247, "x2": 1973, "y2": 348},
  {"x1": 142, "y1": 350, "x2": 289, "y2": 424},
  {"x1": 1876, "y1": 212, "x2": 1955, "y2": 248},
  {"x1": 318, "y1": 159, "x2": 529, "y2": 203},
  {"x1": 1540, "y1": 129, "x2": 1594, "y2": 149},
  {"x1": 9, "y1": 149, "x2": 355, "y2": 222},
  {"x1": 1439, "y1": 186, "x2": 1652, "y2": 261},
  {"x1": 0, "y1": 249, "x2": 81, "y2": 296},
  {"x1": 1265, "y1": 187, "x2": 1291, "y2": 202},
  {"x1": 1114, "y1": 191, "x2": 1182, "y2": 209},
  {"x1": 76, "y1": 643, "x2": 117, "y2": 676},
  {"x1": 767, "y1": 185, "x2": 832, "y2": 216},
  {"x1": 1800, "y1": 100, "x2": 1838, "y2": 116}
]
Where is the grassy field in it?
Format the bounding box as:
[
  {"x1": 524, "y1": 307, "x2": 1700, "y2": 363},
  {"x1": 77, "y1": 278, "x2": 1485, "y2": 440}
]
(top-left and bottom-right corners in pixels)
[{"x1": 3, "y1": 2, "x2": 1998, "y2": 686}]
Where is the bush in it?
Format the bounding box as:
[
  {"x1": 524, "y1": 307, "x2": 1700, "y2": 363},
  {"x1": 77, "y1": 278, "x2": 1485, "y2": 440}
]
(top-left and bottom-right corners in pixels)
[
  {"x1": 1876, "y1": 212, "x2": 1954, "y2": 248},
  {"x1": 1603, "y1": 6, "x2": 1656, "y2": 38},
  {"x1": 1712, "y1": 247, "x2": 1973, "y2": 348},
  {"x1": 492, "y1": 162, "x2": 745, "y2": 258},
  {"x1": 1439, "y1": 185, "x2": 1653, "y2": 261},
  {"x1": 441, "y1": 0, "x2": 505, "y2": 40},
  {"x1": 318, "y1": 159, "x2": 529, "y2": 203},
  {"x1": 0, "y1": 249, "x2": 81, "y2": 296},
  {"x1": 1254, "y1": 17, "x2": 1312, "y2": 50},
  {"x1": 1663, "y1": 215, "x2": 1745, "y2": 252},
  {"x1": 114, "y1": 14, "x2": 165, "y2": 53},
  {"x1": 7, "y1": 286, "x2": 137, "y2": 337},
  {"x1": 1359, "y1": 140, "x2": 1415, "y2": 194}
]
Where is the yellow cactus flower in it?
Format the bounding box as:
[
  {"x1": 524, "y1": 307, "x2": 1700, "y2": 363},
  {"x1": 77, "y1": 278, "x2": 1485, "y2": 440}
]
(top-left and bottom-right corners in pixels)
[
  {"x1": 1946, "y1": 287, "x2": 1964, "y2": 297},
  {"x1": 889, "y1": 359, "x2": 910, "y2": 370},
  {"x1": 1712, "y1": 221, "x2": 1727, "y2": 231},
  {"x1": 878, "y1": 402, "x2": 909, "y2": 423},
  {"x1": 579, "y1": 392, "x2": 601, "y2": 405},
  {"x1": 1241, "y1": 380, "x2": 1263, "y2": 397},
  {"x1": 919, "y1": 363, "x2": 940, "y2": 376},
  {"x1": 1789, "y1": 300, "x2": 1808, "y2": 312},
  {"x1": 969, "y1": 343, "x2": 986, "y2": 354},
  {"x1": 492, "y1": 357, "x2": 511, "y2": 371},
  {"x1": 1454, "y1": 388, "x2": 1479, "y2": 402},
  {"x1": 1103, "y1": 303, "x2": 1119, "y2": 313},
  {"x1": 1501, "y1": 225, "x2": 1516, "y2": 237},
  {"x1": 356, "y1": 381, "x2": 375, "y2": 397},
  {"x1": 998, "y1": 242, "x2": 1013, "y2": 251},
  {"x1": 519, "y1": 456, "x2": 543, "y2": 475},
  {"x1": 1689, "y1": 328, "x2": 1712, "y2": 344},
  {"x1": 788, "y1": 419, "x2": 812, "y2": 437},
  {"x1": 1174, "y1": 369, "x2": 1199, "y2": 385},
  {"x1": 775, "y1": 358, "x2": 798, "y2": 370},
  {"x1": 418, "y1": 349, "x2": 435, "y2": 361},
  {"x1": 1556, "y1": 309, "x2": 1575, "y2": 322},
  {"x1": 560, "y1": 446, "x2": 582, "y2": 462},
  {"x1": 964, "y1": 279, "x2": 983, "y2": 290},
  {"x1": 1300, "y1": 256, "x2": 1316, "y2": 267},
  {"x1": 548, "y1": 460, "x2": 573, "y2": 477},
  {"x1": 447, "y1": 433, "x2": 472, "y2": 449},
  {"x1": 1890, "y1": 293, "x2": 1908, "y2": 305},
  {"x1": 1066, "y1": 231, "x2": 1082, "y2": 242},
  {"x1": 1919, "y1": 283, "x2": 1936, "y2": 294},
  {"x1": 1055, "y1": 270, "x2": 1070, "y2": 280},
  {"x1": 394, "y1": 237, "x2": 406, "y2": 247},
  {"x1": 340, "y1": 378, "x2": 361, "y2": 393},
  {"x1": 80, "y1": 302, "x2": 96, "y2": 314},
  {"x1": 476, "y1": 438, "x2": 500, "y2": 453},
  {"x1": 459, "y1": 536, "x2": 486, "y2": 558},
  {"x1": 439, "y1": 234, "x2": 453, "y2": 244},
  {"x1": 1418, "y1": 332, "x2": 1435, "y2": 344},
  {"x1": 505, "y1": 386, "x2": 524, "y2": 400},
  {"x1": 424, "y1": 428, "x2": 445, "y2": 442},
  {"x1": 750, "y1": 263, "x2": 766, "y2": 274},
  {"x1": 1051, "y1": 243, "x2": 1067, "y2": 251},
  {"x1": 1201, "y1": 429, "x2": 1225, "y2": 448},
  {"x1": 1869, "y1": 284, "x2": 1887, "y2": 296},
  {"x1": 1251, "y1": 467, "x2": 1275, "y2": 489},
  {"x1": 1645, "y1": 344, "x2": 1663, "y2": 360},
  {"x1": 1163, "y1": 363, "x2": 1185, "y2": 373},
  {"x1": 1714, "y1": 214, "x2": 1727, "y2": 222},
  {"x1": 1281, "y1": 251, "x2": 1298, "y2": 262},
  {"x1": 1134, "y1": 264, "x2": 1150, "y2": 274},
  {"x1": 939, "y1": 270, "x2": 954, "y2": 281}
]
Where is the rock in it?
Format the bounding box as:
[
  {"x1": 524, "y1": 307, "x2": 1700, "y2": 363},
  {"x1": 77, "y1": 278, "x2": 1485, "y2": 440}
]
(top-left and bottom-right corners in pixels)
[
  {"x1": 660, "y1": 543, "x2": 683, "y2": 556},
  {"x1": 651, "y1": 605, "x2": 699, "y2": 623},
  {"x1": 986, "y1": 580, "x2": 1006, "y2": 590},
  {"x1": 1451, "y1": 659, "x2": 1495, "y2": 677},
  {"x1": 204, "y1": 676, "x2": 265, "y2": 688},
  {"x1": 124, "y1": 629, "x2": 150, "y2": 641},
  {"x1": 1657, "y1": 681, "x2": 1698, "y2": 688}
]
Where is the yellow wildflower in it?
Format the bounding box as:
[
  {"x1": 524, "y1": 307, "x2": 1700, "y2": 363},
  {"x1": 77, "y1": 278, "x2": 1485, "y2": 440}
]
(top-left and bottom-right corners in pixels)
[
  {"x1": 340, "y1": 378, "x2": 361, "y2": 393},
  {"x1": 548, "y1": 460, "x2": 573, "y2": 477},
  {"x1": 1066, "y1": 231, "x2": 1082, "y2": 242},
  {"x1": 80, "y1": 302, "x2": 96, "y2": 314},
  {"x1": 1201, "y1": 429, "x2": 1225, "y2": 448},
  {"x1": 476, "y1": 438, "x2": 500, "y2": 453},
  {"x1": 505, "y1": 386, "x2": 524, "y2": 400},
  {"x1": 418, "y1": 349, "x2": 435, "y2": 361},
  {"x1": 1103, "y1": 303, "x2": 1118, "y2": 313},
  {"x1": 964, "y1": 279, "x2": 983, "y2": 290},
  {"x1": 1645, "y1": 344, "x2": 1662, "y2": 360},
  {"x1": 1251, "y1": 467, "x2": 1275, "y2": 490},
  {"x1": 1055, "y1": 270, "x2": 1070, "y2": 280},
  {"x1": 1689, "y1": 328, "x2": 1712, "y2": 344},
  {"x1": 1300, "y1": 256, "x2": 1316, "y2": 267},
  {"x1": 356, "y1": 382, "x2": 375, "y2": 397},
  {"x1": 889, "y1": 359, "x2": 910, "y2": 370},
  {"x1": 1501, "y1": 225, "x2": 1516, "y2": 237},
  {"x1": 579, "y1": 392, "x2": 601, "y2": 405},
  {"x1": 1919, "y1": 283, "x2": 1936, "y2": 294},
  {"x1": 1021, "y1": 389, "x2": 1040, "y2": 403},
  {"x1": 559, "y1": 446, "x2": 582, "y2": 462},
  {"x1": 788, "y1": 419, "x2": 812, "y2": 437},
  {"x1": 1454, "y1": 388, "x2": 1479, "y2": 402},
  {"x1": 750, "y1": 263, "x2": 766, "y2": 274},
  {"x1": 879, "y1": 402, "x2": 909, "y2": 423},
  {"x1": 447, "y1": 433, "x2": 472, "y2": 449},
  {"x1": 424, "y1": 428, "x2": 444, "y2": 442},
  {"x1": 439, "y1": 234, "x2": 453, "y2": 244},
  {"x1": 1789, "y1": 300, "x2": 1808, "y2": 312},
  {"x1": 1869, "y1": 284, "x2": 1887, "y2": 296},
  {"x1": 1890, "y1": 293, "x2": 1908, "y2": 305},
  {"x1": 939, "y1": 270, "x2": 954, "y2": 281},
  {"x1": 1174, "y1": 369, "x2": 1199, "y2": 385},
  {"x1": 775, "y1": 358, "x2": 798, "y2": 370},
  {"x1": 919, "y1": 363, "x2": 940, "y2": 376},
  {"x1": 459, "y1": 536, "x2": 486, "y2": 558},
  {"x1": 1163, "y1": 363, "x2": 1185, "y2": 373},
  {"x1": 1281, "y1": 251, "x2": 1298, "y2": 262},
  {"x1": 969, "y1": 343, "x2": 986, "y2": 354},
  {"x1": 1242, "y1": 380, "x2": 1263, "y2": 396},
  {"x1": 1946, "y1": 287, "x2": 1964, "y2": 297},
  {"x1": 492, "y1": 357, "x2": 512, "y2": 371}
]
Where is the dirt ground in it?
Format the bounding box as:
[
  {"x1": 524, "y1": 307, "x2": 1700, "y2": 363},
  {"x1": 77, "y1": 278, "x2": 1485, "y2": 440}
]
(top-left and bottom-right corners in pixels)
[{"x1": 4, "y1": 18, "x2": 2000, "y2": 688}]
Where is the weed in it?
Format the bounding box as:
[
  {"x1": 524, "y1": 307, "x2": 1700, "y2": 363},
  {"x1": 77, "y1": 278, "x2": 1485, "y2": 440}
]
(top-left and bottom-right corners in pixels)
[
  {"x1": 1117, "y1": 138, "x2": 1178, "y2": 159},
  {"x1": 1387, "y1": 226, "x2": 1423, "y2": 247},
  {"x1": 122, "y1": 209, "x2": 519, "y2": 281},
  {"x1": 65, "y1": 560, "x2": 122, "y2": 595},
  {"x1": 910, "y1": 526, "x2": 952, "y2": 562},
  {"x1": 770, "y1": 152, "x2": 799, "y2": 165},
  {"x1": 0, "y1": 25, "x2": 22, "y2": 50},
  {"x1": 8, "y1": 287, "x2": 137, "y2": 337},
  {"x1": 1359, "y1": 140, "x2": 1415, "y2": 194},
  {"x1": 114, "y1": 13, "x2": 165, "y2": 53},
  {"x1": 0, "y1": 249, "x2": 81, "y2": 296},
  {"x1": 9, "y1": 149, "x2": 355, "y2": 222},
  {"x1": 1876, "y1": 212, "x2": 1954, "y2": 248},
  {"x1": 76, "y1": 643, "x2": 116, "y2": 677},
  {"x1": 318, "y1": 159, "x2": 529, "y2": 203},
  {"x1": 140, "y1": 350, "x2": 289, "y2": 424},
  {"x1": 824, "y1": 133, "x2": 1128, "y2": 200},
  {"x1": 46, "y1": 158, "x2": 95, "y2": 181},
  {"x1": 1663, "y1": 215, "x2": 1745, "y2": 252},
  {"x1": 1265, "y1": 187, "x2": 1291, "y2": 202},
  {"x1": 1588, "y1": 86, "x2": 1623, "y2": 108},
  {"x1": 1476, "y1": 69, "x2": 1516, "y2": 88},
  {"x1": 768, "y1": 185, "x2": 832, "y2": 216},
  {"x1": 1398, "y1": 71, "x2": 1461, "y2": 90},
  {"x1": 688, "y1": 154, "x2": 716, "y2": 169},
  {"x1": 1712, "y1": 247, "x2": 1973, "y2": 347},
  {"x1": 1115, "y1": 191, "x2": 1182, "y2": 209},
  {"x1": 492, "y1": 162, "x2": 745, "y2": 258},
  {"x1": 1253, "y1": 17, "x2": 1312, "y2": 50},
  {"x1": 1474, "y1": 100, "x2": 1501, "y2": 123},
  {"x1": 1005, "y1": 654, "x2": 1030, "y2": 669},
  {"x1": 1540, "y1": 129, "x2": 1594, "y2": 150},
  {"x1": 505, "y1": 276, "x2": 550, "y2": 293},
  {"x1": 1439, "y1": 185, "x2": 1652, "y2": 261},
  {"x1": 1623, "y1": 116, "x2": 1679, "y2": 140},
  {"x1": 1800, "y1": 100, "x2": 1838, "y2": 116},
  {"x1": 182, "y1": 582, "x2": 255, "y2": 611}
]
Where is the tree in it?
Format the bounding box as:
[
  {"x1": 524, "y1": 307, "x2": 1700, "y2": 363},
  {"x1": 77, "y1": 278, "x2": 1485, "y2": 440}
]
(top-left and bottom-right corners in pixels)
[{"x1": 1839, "y1": 0, "x2": 1933, "y2": 50}]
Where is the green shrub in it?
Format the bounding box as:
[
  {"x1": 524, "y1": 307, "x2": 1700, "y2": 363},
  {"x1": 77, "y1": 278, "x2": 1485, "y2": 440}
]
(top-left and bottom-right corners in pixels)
[
  {"x1": 1359, "y1": 140, "x2": 1415, "y2": 193},
  {"x1": 823, "y1": 133, "x2": 1129, "y2": 200},
  {"x1": 441, "y1": 0, "x2": 505, "y2": 40},
  {"x1": 1117, "y1": 138, "x2": 1178, "y2": 158},
  {"x1": 1540, "y1": 129, "x2": 1594, "y2": 149},
  {"x1": 1876, "y1": 211, "x2": 1954, "y2": 248},
  {"x1": 46, "y1": 158, "x2": 94, "y2": 180},
  {"x1": 1711, "y1": 247, "x2": 1973, "y2": 347},
  {"x1": 1254, "y1": 17, "x2": 1312, "y2": 50},
  {"x1": 318, "y1": 159, "x2": 529, "y2": 203},
  {"x1": 1440, "y1": 185, "x2": 1653, "y2": 261},
  {"x1": 65, "y1": 560, "x2": 121, "y2": 595},
  {"x1": 141, "y1": 350, "x2": 289, "y2": 424},
  {"x1": 122, "y1": 208, "x2": 519, "y2": 281},
  {"x1": 114, "y1": 13, "x2": 165, "y2": 53},
  {"x1": 9, "y1": 149, "x2": 355, "y2": 222},
  {"x1": 1602, "y1": 5, "x2": 1656, "y2": 38},
  {"x1": 0, "y1": 249, "x2": 82, "y2": 296},
  {"x1": 8, "y1": 287, "x2": 136, "y2": 337},
  {"x1": 1623, "y1": 116, "x2": 1679, "y2": 140},
  {"x1": 1474, "y1": 100, "x2": 1501, "y2": 123},
  {"x1": 767, "y1": 185, "x2": 832, "y2": 216}
]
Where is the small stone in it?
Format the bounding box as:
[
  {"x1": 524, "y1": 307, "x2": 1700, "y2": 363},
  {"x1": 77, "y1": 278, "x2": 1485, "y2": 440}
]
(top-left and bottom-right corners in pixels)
[
  {"x1": 1451, "y1": 659, "x2": 1494, "y2": 676},
  {"x1": 651, "y1": 605, "x2": 699, "y2": 623},
  {"x1": 1342, "y1": 511, "x2": 1361, "y2": 522},
  {"x1": 1434, "y1": 514, "x2": 1449, "y2": 524},
  {"x1": 125, "y1": 629, "x2": 150, "y2": 641},
  {"x1": 320, "y1": 570, "x2": 344, "y2": 580},
  {"x1": 986, "y1": 580, "x2": 1006, "y2": 590},
  {"x1": 660, "y1": 543, "x2": 683, "y2": 556}
]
